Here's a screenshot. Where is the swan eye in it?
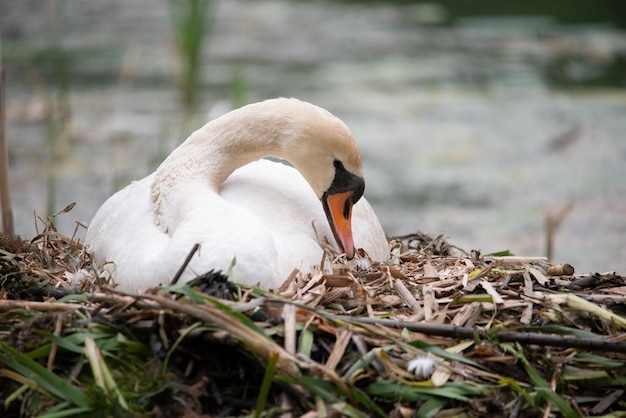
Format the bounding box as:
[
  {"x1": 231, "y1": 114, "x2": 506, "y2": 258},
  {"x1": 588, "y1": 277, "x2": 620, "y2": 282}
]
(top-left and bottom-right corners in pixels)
[{"x1": 326, "y1": 158, "x2": 364, "y2": 204}]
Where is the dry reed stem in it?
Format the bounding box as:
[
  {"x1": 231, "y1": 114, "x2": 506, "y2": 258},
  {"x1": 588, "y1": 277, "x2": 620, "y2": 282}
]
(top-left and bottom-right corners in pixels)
[
  {"x1": 392, "y1": 278, "x2": 421, "y2": 314},
  {"x1": 0, "y1": 300, "x2": 87, "y2": 312},
  {"x1": 283, "y1": 302, "x2": 296, "y2": 355},
  {"x1": 324, "y1": 327, "x2": 352, "y2": 371},
  {"x1": 46, "y1": 313, "x2": 64, "y2": 371},
  {"x1": 0, "y1": 33, "x2": 13, "y2": 235},
  {"x1": 546, "y1": 201, "x2": 575, "y2": 261}
]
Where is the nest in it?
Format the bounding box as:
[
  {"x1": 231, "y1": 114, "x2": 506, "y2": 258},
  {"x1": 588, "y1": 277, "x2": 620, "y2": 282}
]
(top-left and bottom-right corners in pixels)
[{"x1": 1, "y1": 221, "x2": 625, "y2": 417}]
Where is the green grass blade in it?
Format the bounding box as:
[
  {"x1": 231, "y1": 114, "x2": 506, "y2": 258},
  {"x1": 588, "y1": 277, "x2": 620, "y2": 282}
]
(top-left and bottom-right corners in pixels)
[
  {"x1": 417, "y1": 397, "x2": 446, "y2": 418},
  {"x1": 509, "y1": 344, "x2": 578, "y2": 418},
  {"x1": 36, "y1": 330, "x2": 84, "y2": 354},
  {"x1": 535, "y1": 387, "x2": 579, "y2": 418},
  {"x1": 204, "y1": 295, "x2": 267, "y2": 335},
  {"x1": 277, "y1": 375, "x2": 338, "y2": 401},
  {"x1": 297, "y1": 327, "x2": 314, "y2": 359},
  {"x1": 349, "y1": 386, "x2": 386, "y2": 418},
  {"x1": 55, "y1": 294, "x2": 89, "y2": 304},
  {"x1": 254, "y1": 352, "x2": 279, "y2": 417},
  {"x1": 37, "y1": 406, "x2": 93, "y2": 418},
  {"x1": 83, "y1": 338, "x2": 128, "y2": 410},
  {"x1": 408, "y1": 339, "x2": 486, "y2": 370},
  {"x1": 162, "y1": 321, "x2": 203, "y2": 373},
  {"x1": 488, "y1": 250, "x2": 514, "y2": 256},
  {"x1": 159, "y1": 282, "x2": 209, "y2": 303},
  {"x1": 0, "y1": 341, "x2": 89, "y2": 408},
  {"x1": 573, "y1": 352, "x2": 626, "y2": 369},
  {"x1": 3, "y1": 382, "x2": 29, "y2": 408},
  {"x1": 367, "y1": 380, "x2": 483, "y2": 402},
  {"x1": 499, "y1": 377, "x2": 533, "y2": 405},
  {"x1": 343, "y1": 346, "x2": 393, "y2": 381}
]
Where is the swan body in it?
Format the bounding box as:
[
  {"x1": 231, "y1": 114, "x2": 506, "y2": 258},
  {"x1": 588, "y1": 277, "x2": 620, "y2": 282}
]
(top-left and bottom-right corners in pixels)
[{"x1": 86, "y1": 98, "x2": 388, "y2": 292}]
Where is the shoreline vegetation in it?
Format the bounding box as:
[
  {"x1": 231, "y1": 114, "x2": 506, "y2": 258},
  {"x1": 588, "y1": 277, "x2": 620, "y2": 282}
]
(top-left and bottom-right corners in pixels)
[{"x1": 1, "y1": 213, "x2": 625, "y2": 417}]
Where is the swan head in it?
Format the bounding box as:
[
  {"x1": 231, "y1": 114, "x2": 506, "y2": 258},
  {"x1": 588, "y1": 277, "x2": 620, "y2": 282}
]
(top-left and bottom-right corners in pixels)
[
  {"x1": 319, "y1": 159, "x2": 364, "y2": 259},
  {"x1": 264, "y1": 98, "x2": 365, "y2": 259}
]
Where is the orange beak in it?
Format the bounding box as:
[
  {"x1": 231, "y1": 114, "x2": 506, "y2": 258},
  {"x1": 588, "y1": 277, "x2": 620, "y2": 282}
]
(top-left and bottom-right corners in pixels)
[{"x1": 323, "y1": 191, "x2": 356, "y2": 259}]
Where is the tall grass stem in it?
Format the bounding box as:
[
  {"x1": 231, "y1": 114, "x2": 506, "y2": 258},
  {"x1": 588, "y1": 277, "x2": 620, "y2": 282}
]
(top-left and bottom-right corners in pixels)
[
  {"x1": 0, "y1": 32, "x2": 14, "y2": 235},
  {"x1": 169, "y1": 0, "x2": 212, "y2": 114}
]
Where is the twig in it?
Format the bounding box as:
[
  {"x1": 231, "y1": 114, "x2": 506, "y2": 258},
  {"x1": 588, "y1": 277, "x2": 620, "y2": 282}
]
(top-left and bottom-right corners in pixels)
[
  {"x1": 0, "y1": 299, "x2": 87, "y2": 312},
  {"x1": 170, "y1": 243, "x2": 200, "y2": 285},
  {"x1": 47, "y1": 313, "x2": 64, "y2": 371},
  {"x1": 332, "y1": 316, "x2": 626, "y2": 353},
  {"x1": 487, "y1": 256, "x2": 548, "y2": 265},
  {"x1": 590, "y1": 389, "x2": 624, "y2": 415},
  {"x1": 545, "y1": 202, "x2": 575, "y2": 262}
]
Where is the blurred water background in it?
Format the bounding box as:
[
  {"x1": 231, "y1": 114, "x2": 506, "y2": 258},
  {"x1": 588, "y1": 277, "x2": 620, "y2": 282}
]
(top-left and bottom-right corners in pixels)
[{"x1": 1, "y1": 0, "x2": 625, "y2": 273}]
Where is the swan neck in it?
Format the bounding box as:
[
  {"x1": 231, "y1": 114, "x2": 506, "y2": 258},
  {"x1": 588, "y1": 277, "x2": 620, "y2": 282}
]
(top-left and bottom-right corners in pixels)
[
  {"x1": 151, "y1": 106, "x2": 300, "y2": 230},
  {"x1": 150, "y1": 98, "x2": 358, "y2": 232}
]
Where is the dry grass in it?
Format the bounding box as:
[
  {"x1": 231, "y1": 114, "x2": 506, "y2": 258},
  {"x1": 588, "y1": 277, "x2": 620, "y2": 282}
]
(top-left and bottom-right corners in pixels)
[{"x1": 1, "y1": 219, "x2": 625, "y2": 417}]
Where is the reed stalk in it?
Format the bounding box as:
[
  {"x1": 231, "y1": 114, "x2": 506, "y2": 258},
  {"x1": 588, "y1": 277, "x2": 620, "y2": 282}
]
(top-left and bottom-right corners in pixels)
[
  {"x1": 168, "y1": 0, "x2": 211, "y2": 114},
  {"x1": 0, "y1": 32, "x2": 14, "y2": 235}
]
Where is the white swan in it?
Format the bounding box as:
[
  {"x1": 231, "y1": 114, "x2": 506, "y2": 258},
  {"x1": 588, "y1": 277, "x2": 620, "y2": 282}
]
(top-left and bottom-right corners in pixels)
[{"x1": 86, "y1": 98, "x2": 388, "y2": 292}]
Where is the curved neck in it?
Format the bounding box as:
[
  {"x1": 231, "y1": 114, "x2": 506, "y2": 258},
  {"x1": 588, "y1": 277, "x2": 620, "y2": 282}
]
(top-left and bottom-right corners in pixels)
[
  {"x1": 150, "y1": 99, "x2": 356, "y2": 231},
  {"x1": 157, "y1": 109, "x2": 287, "y2": 192}
]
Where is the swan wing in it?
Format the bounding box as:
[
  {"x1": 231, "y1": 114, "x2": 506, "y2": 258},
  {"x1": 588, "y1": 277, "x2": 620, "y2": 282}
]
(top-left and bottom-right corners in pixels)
[{"x1": 86, "y1": 173, "x2": 281, "y2": 291}]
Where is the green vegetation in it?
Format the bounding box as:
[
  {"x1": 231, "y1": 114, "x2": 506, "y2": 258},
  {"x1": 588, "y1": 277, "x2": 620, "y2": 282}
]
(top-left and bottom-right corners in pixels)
[{"x1": 1, "y1": 226, "x2": 625, "y2": 416}]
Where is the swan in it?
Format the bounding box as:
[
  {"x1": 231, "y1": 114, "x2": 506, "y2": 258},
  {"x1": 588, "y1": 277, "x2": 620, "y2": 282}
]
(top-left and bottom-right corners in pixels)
[{"x1": 86, "y1": 98, "x2": 388, "y2": 292}]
